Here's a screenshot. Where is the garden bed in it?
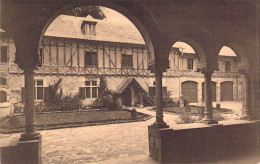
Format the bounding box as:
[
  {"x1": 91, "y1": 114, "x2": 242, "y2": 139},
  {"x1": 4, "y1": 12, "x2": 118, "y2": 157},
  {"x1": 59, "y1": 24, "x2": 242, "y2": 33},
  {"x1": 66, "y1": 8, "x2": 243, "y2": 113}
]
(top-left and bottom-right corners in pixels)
[
  {"x1": 0, "y1": 109, "x2": 152, "y2": 134},
  {"x1": 149, "y1": 105, "x2": 233, "y2": 115}
]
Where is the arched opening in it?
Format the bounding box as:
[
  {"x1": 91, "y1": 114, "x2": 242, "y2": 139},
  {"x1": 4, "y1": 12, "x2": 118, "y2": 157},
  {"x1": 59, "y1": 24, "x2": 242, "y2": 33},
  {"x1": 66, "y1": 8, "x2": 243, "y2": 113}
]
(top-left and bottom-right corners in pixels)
[
  {"x1": 202, "y1": 81, "x2": 216, "y2": 102},
  {"x1": 170, "y1": 42, "x2": 199, "y2": 73},
  {"x1": 0, "y1": 90, "x2": 7, "y2": 103},
  {"x1": 181, "y1": 81, "x2": 198, "y2": 103},
  {"x1": 221, "y1": 81, "x2": 233, "y2": 101},
  {"x1": 218, "y1": 45, "x2": 242, "y2": 102}
]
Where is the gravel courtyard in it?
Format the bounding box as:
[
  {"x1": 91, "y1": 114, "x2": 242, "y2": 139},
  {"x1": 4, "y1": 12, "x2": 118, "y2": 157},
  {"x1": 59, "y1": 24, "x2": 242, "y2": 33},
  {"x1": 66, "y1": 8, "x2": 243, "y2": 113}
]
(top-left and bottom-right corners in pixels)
[{"x1": 2, "y1": 101, "x2": 259, "y2": 164}]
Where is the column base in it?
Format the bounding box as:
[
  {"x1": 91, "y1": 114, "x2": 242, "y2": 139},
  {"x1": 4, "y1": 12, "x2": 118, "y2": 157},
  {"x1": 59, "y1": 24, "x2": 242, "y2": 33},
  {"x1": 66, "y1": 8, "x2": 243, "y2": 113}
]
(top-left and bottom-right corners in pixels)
[
  {"x1": 201, "y1": 118, "x2": 218, "y2": 124},
  {"x1": 152, "y1": 122, "x2": 169, "y2": 129},
  {"x1": 20, "y1": 132, "x2": 41, "y2": 141}
]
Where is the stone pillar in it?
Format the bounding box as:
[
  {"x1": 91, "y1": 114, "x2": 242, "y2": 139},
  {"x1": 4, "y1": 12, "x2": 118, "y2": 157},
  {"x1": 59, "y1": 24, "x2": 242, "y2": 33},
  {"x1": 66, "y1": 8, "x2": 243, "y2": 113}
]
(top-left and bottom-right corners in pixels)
[
  {"x1": 14, "y1": 43, "x2": 42, "y2": 141},
  {"x1": 216, "y1": 82, "x2": 221, "y2": 102},
  {"x1": 197, "y1": 81, "x2": 203, "y2": 106},
  {"x1": 239, "y1": 68, "x2": 253, "y2": 120},
  {"x1": 153, "y1": 71, "x2": 169, "y2": 128},
  {"x1": 20, "y1": 68, "x2": 40, "y2": 141},
  {"x1": 200, "y1": 69, "x2": 218, "y2": 124}
]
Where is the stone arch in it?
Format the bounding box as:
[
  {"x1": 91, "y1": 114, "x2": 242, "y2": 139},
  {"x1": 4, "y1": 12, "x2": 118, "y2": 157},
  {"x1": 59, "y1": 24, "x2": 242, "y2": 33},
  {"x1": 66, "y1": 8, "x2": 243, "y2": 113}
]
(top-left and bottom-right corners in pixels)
[
  {"x1": 171, "y1": 39, "x2": 208, "y2": 72},
  {"x1": 39, "y1": 2, "x2": 155, "y2": 67},
  {"x1": 181, "y1": 81, "x2": 198, "y2": 103},
  {"x1": 220, "y1": 43, "x2": 249, "y2": 69}
]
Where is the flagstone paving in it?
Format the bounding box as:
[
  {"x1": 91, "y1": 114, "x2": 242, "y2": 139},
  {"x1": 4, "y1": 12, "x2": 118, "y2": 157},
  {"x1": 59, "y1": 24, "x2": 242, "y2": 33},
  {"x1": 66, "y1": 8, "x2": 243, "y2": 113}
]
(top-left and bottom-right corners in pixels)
[{"x1": 1, "y1": 101, "x2": 251, "y2": 164}]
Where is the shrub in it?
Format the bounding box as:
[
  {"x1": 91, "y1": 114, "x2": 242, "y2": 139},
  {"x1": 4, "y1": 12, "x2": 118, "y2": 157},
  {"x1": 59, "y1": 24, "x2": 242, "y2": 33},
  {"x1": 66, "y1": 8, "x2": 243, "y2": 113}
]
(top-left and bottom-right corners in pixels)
[
  {"x1": 142, "y1": 92, "x2": 154, "y2": 107},
  {"x1": 175, "y1": 112, "x2": 196, "y2": 124},
  {"x1": 9, "y1": 115, "x2": 20, "y2": 127},
  {"x1": 91, "y1": 90, "x2": 120, "y2": 110},
  {"x1": 213, "y1": 114, "x2": 226, "y2": 121},
  {"x1": 14, "y1": 103, "x2": 24, "y2": 114}
]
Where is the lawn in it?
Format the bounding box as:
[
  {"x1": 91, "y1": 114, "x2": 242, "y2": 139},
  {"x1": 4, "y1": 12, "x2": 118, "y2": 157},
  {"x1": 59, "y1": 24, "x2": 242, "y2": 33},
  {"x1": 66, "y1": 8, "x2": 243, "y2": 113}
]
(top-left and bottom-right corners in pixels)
[{"x1": 0, "y1": 109, "x2": 151, "y2": 133}]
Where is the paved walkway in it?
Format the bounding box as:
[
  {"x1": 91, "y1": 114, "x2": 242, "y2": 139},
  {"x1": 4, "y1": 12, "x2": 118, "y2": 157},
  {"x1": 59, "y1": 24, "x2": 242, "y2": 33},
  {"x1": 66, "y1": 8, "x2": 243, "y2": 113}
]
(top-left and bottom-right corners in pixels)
[{"x1": 1, "y1": 101, "x2": 259, "y2": 164}]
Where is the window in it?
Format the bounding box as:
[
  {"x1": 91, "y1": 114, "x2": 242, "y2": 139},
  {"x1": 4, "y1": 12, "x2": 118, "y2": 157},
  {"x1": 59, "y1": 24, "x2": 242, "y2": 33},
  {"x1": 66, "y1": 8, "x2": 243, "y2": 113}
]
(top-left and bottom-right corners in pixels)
[
  {"x1": 225, "y1": 61, "x2": 231, "y2": 72},
  {"x1": 85, "y1": 52, "x2": 97, "y2": 67},
  {"x1": 84, "y1": 80, "x2": 99, "y2": 99},
  {"x1": 34, "y1": 80, "x2": 44, "y2": 100},
  {"x1": 0, "y1": 78, "x2": 7, "y2": 85},
  {"x1": 122, "y1": 54, "x2": 132, "y2": 68},
  {"x1": 0, "y1": 46, "x2": 7, "y2": 63},
  {"x1": 82, "y1": 21, "x2": 97, "y2": 35},
  {"x1": 187, "y1": 58, "x2": 193, "y2": 70}
]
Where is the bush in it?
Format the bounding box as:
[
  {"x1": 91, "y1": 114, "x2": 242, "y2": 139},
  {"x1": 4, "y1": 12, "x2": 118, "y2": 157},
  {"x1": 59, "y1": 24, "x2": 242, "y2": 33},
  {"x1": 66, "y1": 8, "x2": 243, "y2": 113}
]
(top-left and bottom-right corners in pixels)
[
  {"x1": 9, "y1": 115, "x2": 20, "y2": 127},
  {"x1": 91, "y1": 90, "x2": 120, "y2": 110},
  {"x1": 13, "y1": 103, "x2": 24, "y2": 114},
  {"x1": 175, "y1": 112, "x2": 196, "y2": 124}
]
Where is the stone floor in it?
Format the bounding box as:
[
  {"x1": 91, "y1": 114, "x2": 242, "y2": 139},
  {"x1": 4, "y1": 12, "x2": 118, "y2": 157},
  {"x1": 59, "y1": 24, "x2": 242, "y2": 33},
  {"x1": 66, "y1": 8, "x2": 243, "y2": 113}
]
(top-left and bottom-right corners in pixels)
[{"x1": 1, "y1": 101, "x2": 259, "y2": 164}]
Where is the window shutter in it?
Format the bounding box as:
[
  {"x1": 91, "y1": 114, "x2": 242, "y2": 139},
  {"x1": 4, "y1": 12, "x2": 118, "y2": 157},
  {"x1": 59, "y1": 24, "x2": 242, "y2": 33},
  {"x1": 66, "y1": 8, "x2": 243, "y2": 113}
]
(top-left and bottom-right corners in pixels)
[
  {"x1": 98, "y1": 87, "x2": 103, "y2": 97},
  {"x1": 21, "y1": 87, "x2": 25, "y2": 103},
  {"x1": 79, "y1": 87, "x2": 85, "y2": 100},
  {"x1": 44, "y1": 87, "x2": 51, "y2": 101}
]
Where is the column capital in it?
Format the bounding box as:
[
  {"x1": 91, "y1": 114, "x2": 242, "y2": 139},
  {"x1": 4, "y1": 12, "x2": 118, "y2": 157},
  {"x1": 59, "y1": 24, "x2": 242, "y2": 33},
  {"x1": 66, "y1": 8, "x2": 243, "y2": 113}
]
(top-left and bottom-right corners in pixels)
[
  {"x1": 237, "y1": 66, "x2": 249, "y2": 77},
  {"x1": 14, "y1": 51, "x2": 41, "y2": 71},
  {"x1": 197, "y1": 66, "x2": 214, "y2": 76}
]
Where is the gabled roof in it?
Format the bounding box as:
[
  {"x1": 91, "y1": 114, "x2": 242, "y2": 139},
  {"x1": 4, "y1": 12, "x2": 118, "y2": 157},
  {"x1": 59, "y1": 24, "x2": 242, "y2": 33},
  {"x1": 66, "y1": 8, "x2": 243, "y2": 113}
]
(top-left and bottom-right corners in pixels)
[
  {"x1": 44, "y1": 15, "x2": 145, "y2": 45},
  {"x1": 116, "y1": 78, "x2": 145, "y2": 94}
]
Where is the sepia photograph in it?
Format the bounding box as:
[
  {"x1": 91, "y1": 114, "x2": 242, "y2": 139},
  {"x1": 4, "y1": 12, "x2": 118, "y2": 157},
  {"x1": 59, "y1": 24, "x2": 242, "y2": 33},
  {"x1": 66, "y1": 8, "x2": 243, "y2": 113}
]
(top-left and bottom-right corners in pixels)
[{"x1": 0, "y1": 0, "x2": 259, "y2": 163}]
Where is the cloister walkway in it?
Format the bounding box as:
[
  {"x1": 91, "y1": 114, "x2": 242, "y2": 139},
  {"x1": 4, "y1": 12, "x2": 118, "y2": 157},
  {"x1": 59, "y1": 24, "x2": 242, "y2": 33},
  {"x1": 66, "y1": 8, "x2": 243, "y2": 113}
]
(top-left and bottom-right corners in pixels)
[{"x1": 1, "y1": 102, "x2": 259, "y2": 164}]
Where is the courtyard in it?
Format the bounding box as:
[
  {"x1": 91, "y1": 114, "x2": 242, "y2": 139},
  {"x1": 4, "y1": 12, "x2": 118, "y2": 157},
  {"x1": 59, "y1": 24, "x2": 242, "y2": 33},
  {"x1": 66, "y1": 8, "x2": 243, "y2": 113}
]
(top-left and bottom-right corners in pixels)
[{"x1": 1, "y1": 101, "x2": 259, "y2": 164}]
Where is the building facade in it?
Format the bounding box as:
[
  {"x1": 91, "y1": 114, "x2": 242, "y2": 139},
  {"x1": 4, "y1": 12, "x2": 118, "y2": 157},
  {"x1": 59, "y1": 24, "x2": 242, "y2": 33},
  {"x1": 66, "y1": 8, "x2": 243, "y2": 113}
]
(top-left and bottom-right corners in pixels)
[{"x1": 0, "y1": 15, "x2": 242, "y2": 107}]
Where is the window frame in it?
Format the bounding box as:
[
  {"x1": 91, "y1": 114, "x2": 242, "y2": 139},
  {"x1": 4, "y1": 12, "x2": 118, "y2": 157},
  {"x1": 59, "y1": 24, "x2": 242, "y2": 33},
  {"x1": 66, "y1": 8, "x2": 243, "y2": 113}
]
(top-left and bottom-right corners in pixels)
[
  {"x1": 34, "y1": 80, "x2": 44, "y2": 100},
  {"x1": 84, "y1": 80, "x2": 99, "y2": 99},
  {"x1": 187, "y1": 58, "x2": 193, "y2": 70},
  {"x1": 225, "y1": 61, "x2": 231, "y2": 72},
  {"x1": 85, "y1": 51, "x2": 98, "y2": 67},
  {"x1": 121, "y1": 54, "x2": 133, "y2": 68}
]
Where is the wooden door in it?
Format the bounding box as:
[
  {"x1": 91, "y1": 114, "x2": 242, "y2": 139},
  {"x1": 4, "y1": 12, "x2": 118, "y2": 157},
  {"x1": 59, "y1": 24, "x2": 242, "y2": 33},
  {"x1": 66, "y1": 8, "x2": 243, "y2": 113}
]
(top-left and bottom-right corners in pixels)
[
  {"x1": 181, "y1": 81, "x2": 198, "y2": 103},
  {"x1": 122, "y1": 87, "x2": 132, "y2": 106},
  {"x1": 221, "y1": 81, "x2": 233, "y2": 101}
]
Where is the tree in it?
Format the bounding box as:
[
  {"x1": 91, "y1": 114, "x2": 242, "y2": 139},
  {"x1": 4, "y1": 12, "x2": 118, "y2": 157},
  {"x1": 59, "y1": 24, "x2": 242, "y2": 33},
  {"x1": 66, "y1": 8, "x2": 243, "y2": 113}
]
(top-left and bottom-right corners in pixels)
[{"x1": 65, "y1": 6, "x2": 106, "y2": 19}]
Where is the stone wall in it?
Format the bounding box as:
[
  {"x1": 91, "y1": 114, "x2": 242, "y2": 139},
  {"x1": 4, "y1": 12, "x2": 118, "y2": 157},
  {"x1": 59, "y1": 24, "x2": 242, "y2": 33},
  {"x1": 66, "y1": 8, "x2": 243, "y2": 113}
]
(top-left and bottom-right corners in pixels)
[
  {"x1": 7, "y1": 74, "x2": 242, "y2": 105},
  {"x1": 149, "y1": 120, "x2": 259, "y2": 163}
]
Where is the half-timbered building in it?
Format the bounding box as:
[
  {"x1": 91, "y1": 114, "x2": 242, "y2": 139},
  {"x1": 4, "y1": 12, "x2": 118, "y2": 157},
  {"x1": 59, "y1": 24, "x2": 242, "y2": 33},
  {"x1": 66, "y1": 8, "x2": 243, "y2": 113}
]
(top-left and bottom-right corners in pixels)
[{"x1": 0, "y1": 15, "x2": 242, "y2": 107}]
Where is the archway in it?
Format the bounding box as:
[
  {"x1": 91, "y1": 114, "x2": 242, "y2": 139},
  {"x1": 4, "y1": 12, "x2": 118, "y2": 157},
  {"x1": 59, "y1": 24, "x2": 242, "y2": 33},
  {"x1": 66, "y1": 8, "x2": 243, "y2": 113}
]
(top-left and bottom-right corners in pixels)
[
  {"x1": 0, "y1": 90, "x2": 7, "y2": 103},
  {"x1": 202, "y1": 81, "x2": 216, "y2": 102},
  {"x1": 221, "y1": 81, "x2": 233, "y2": 101},
  {"x1": 181, "y1": 81, "x2": 198, "y2": 103}
]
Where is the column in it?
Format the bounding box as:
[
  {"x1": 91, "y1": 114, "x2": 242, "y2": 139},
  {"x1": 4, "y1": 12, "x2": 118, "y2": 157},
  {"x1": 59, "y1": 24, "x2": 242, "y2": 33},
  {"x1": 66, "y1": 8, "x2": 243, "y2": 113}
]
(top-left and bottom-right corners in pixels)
[
  {"x1": 197, "y1": 81, "x2": 203, "y2": 106},
  {"x1": 153, "y1": 71, "x2": 169, "y2": 128},
  {"x1": 240, "y1": 69, "x2": 253, "y2": 120},
  {"x1": 15, "y1": 43, "x2": 42, "y2": 141},
  {"x1": 201, "y1": 69, "x2": 218, "y2": 124},
  {"x1": 216, "y1": 82, "x2": 221, "y2": 102},
  {"x1": 20, "y1": 68, "x2": 40, "y2": 141}
]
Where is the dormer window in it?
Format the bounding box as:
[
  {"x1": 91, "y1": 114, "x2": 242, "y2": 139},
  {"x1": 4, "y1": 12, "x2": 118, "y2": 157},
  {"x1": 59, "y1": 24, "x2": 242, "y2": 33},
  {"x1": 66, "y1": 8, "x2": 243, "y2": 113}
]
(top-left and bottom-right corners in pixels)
[{"x1": 81, "y1": 16, "x2": 97, "y2": 35}]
